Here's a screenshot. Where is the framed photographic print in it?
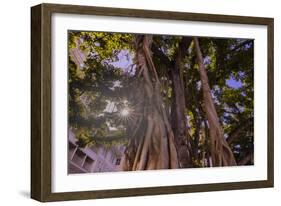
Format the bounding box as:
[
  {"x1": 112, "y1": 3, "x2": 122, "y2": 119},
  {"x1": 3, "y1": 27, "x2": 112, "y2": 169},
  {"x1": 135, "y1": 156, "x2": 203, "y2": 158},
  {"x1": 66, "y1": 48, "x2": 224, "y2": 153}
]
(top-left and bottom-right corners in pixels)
[{"x1": 31, "y1": 3, "x2": 274, "y2": 202}]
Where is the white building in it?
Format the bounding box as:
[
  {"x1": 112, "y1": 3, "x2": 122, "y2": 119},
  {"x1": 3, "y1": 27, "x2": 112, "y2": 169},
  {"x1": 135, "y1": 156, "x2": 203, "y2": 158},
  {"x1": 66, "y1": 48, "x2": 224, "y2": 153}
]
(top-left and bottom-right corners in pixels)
[{"x1": 68, "y1": 130, "x2": 125, "y2": 174}]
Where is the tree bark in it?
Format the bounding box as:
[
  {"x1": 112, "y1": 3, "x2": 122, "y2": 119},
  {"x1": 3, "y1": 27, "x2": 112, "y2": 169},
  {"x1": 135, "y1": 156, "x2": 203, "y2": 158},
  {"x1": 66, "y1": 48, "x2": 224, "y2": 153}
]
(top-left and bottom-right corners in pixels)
[
  {"x1": 193, "y1": 37, "x2": 237, "y2": 167},
  {"x1": 122, "y1": 35, "x2": 179, "y2": 170},
  {"x1": 202, "y1": 118, "x2": 211, "y2": 167},
  {"x1": 170, "y1": 37, "x2": 193, "y2": 168}
]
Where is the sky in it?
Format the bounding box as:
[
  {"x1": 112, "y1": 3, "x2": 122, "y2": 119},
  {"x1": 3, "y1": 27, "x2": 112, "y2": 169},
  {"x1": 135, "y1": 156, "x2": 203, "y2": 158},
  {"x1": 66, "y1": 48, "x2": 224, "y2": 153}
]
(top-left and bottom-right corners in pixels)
[
  {"x1": 108, "y1": 49, "x2": 244, "y2": 90},
  {"x1": 226, "y1": 77, "x2": 243, "y2": 89},
  {"x1": 108, "y1": 50, "x2": 135, "y2": 75}
]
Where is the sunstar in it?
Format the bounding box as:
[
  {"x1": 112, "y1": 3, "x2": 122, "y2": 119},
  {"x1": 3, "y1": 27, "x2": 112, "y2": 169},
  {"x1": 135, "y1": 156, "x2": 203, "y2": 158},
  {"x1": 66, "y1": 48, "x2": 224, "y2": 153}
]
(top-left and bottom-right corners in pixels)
[{"x1": 120, "y1": 108, "x2": 130, "y2": 117}]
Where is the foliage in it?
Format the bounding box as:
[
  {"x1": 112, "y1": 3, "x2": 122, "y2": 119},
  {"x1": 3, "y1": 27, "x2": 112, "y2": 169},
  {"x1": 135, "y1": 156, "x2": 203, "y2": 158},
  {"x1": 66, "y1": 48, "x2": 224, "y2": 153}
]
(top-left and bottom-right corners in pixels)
[{"x1": 68, "y1": 31, "x2": 254, "y2": 167}]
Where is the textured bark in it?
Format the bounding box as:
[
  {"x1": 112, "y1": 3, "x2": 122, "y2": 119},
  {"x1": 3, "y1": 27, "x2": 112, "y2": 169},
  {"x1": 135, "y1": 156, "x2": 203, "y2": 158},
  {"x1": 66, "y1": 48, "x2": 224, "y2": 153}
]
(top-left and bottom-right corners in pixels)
[
  {"x1": 170, "y1": 37, "x2": 193, "y2": 168},
  {"x1": 191, "y1": 109, "x2": 201, "y2": 161},
  {"x1": 122, "y1": 35, "x2": 179, "y2": 170},
  {"x1": 194, "y1": 37, "x2": 237, "y2": 167},
  {"x1": 151, "y1": 40, "x2": 193, "y2": 168},
  {"x1": 202, "y1": 118, "x2": 211, "y2": 167}
]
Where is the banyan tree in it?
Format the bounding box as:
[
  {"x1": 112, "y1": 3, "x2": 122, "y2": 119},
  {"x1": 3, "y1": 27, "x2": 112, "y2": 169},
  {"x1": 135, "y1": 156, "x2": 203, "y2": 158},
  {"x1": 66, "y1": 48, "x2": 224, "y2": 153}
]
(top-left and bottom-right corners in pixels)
[{"x1": 68, "y1": 31, "x2": 254, "y2": 172}]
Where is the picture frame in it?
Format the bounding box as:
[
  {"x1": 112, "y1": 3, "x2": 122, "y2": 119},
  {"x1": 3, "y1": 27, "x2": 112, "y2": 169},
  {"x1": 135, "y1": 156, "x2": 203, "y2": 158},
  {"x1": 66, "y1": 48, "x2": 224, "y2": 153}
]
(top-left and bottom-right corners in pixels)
[{"x1": 31, "y1": 3, "x2": 274, "y2": 202}]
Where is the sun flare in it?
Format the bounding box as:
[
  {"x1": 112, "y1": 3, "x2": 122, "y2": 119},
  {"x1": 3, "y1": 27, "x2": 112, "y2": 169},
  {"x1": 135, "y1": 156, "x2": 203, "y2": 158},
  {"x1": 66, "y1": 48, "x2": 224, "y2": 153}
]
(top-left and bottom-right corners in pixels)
[{"x1": 120, "y1": 108, "x2": 130, "y2": 117}]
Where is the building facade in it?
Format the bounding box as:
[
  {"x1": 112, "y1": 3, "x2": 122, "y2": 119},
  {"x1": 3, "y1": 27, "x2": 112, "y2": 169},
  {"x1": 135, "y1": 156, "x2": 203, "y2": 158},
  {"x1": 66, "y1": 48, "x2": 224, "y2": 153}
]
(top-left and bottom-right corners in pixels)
[{"x1": 68, "y1": 130, "x2": 125, "y2": 174}]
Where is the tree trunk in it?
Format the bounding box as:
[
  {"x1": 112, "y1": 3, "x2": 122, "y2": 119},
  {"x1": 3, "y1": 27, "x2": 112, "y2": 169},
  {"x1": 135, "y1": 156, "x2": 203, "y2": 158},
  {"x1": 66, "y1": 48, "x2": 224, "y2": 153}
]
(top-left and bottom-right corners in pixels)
[
  {"x1": 203, "y1": 118, "x2": 211, "y2": 167},
  {"x1": 122, "y1": 35, "x2": 179, "y2": 170},
  {"x1": 170, "y1": 37, "x2": 193, "y2": 168},
  {"x1": 193, "y1": 37, "x2": 237, "y2": 167}
]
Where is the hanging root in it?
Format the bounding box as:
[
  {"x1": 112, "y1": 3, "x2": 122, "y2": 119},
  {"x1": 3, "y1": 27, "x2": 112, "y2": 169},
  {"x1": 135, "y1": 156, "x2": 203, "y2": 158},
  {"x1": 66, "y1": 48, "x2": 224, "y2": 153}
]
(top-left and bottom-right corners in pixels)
[{"x1": 126, "y1": 34, "x2": 179, "y2": 171}]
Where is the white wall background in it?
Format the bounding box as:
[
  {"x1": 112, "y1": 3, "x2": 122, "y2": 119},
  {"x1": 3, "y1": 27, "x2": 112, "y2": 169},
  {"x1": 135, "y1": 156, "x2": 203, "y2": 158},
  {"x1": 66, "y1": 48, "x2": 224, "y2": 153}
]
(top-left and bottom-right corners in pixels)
[{"x1": 0, "y1": 0, "x2": 279, "y2": 205}]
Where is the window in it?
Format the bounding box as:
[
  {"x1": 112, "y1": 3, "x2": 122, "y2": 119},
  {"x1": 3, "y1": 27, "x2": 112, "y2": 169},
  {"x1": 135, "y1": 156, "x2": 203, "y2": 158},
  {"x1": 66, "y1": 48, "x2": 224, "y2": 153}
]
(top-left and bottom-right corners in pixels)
[
  {"x1": 68, "y1": 142, "x2": 77, "y2": 160},
  {"x1": 83, "y1": 156, "x2": 94, "y2": 172},
  {"x1": 115, "y1": 158, "x2": 121, "y2": 165},
  {"x1": 72, "y1": 149, "x2": 86, "y2": 166}
]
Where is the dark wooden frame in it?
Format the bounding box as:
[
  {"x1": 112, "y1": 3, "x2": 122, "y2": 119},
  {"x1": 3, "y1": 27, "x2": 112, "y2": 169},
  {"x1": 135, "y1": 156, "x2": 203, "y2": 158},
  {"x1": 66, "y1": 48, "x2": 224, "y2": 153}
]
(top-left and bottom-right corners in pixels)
[{"x1": 31, "y1": 3, "x2": 274, "y2": 202}]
